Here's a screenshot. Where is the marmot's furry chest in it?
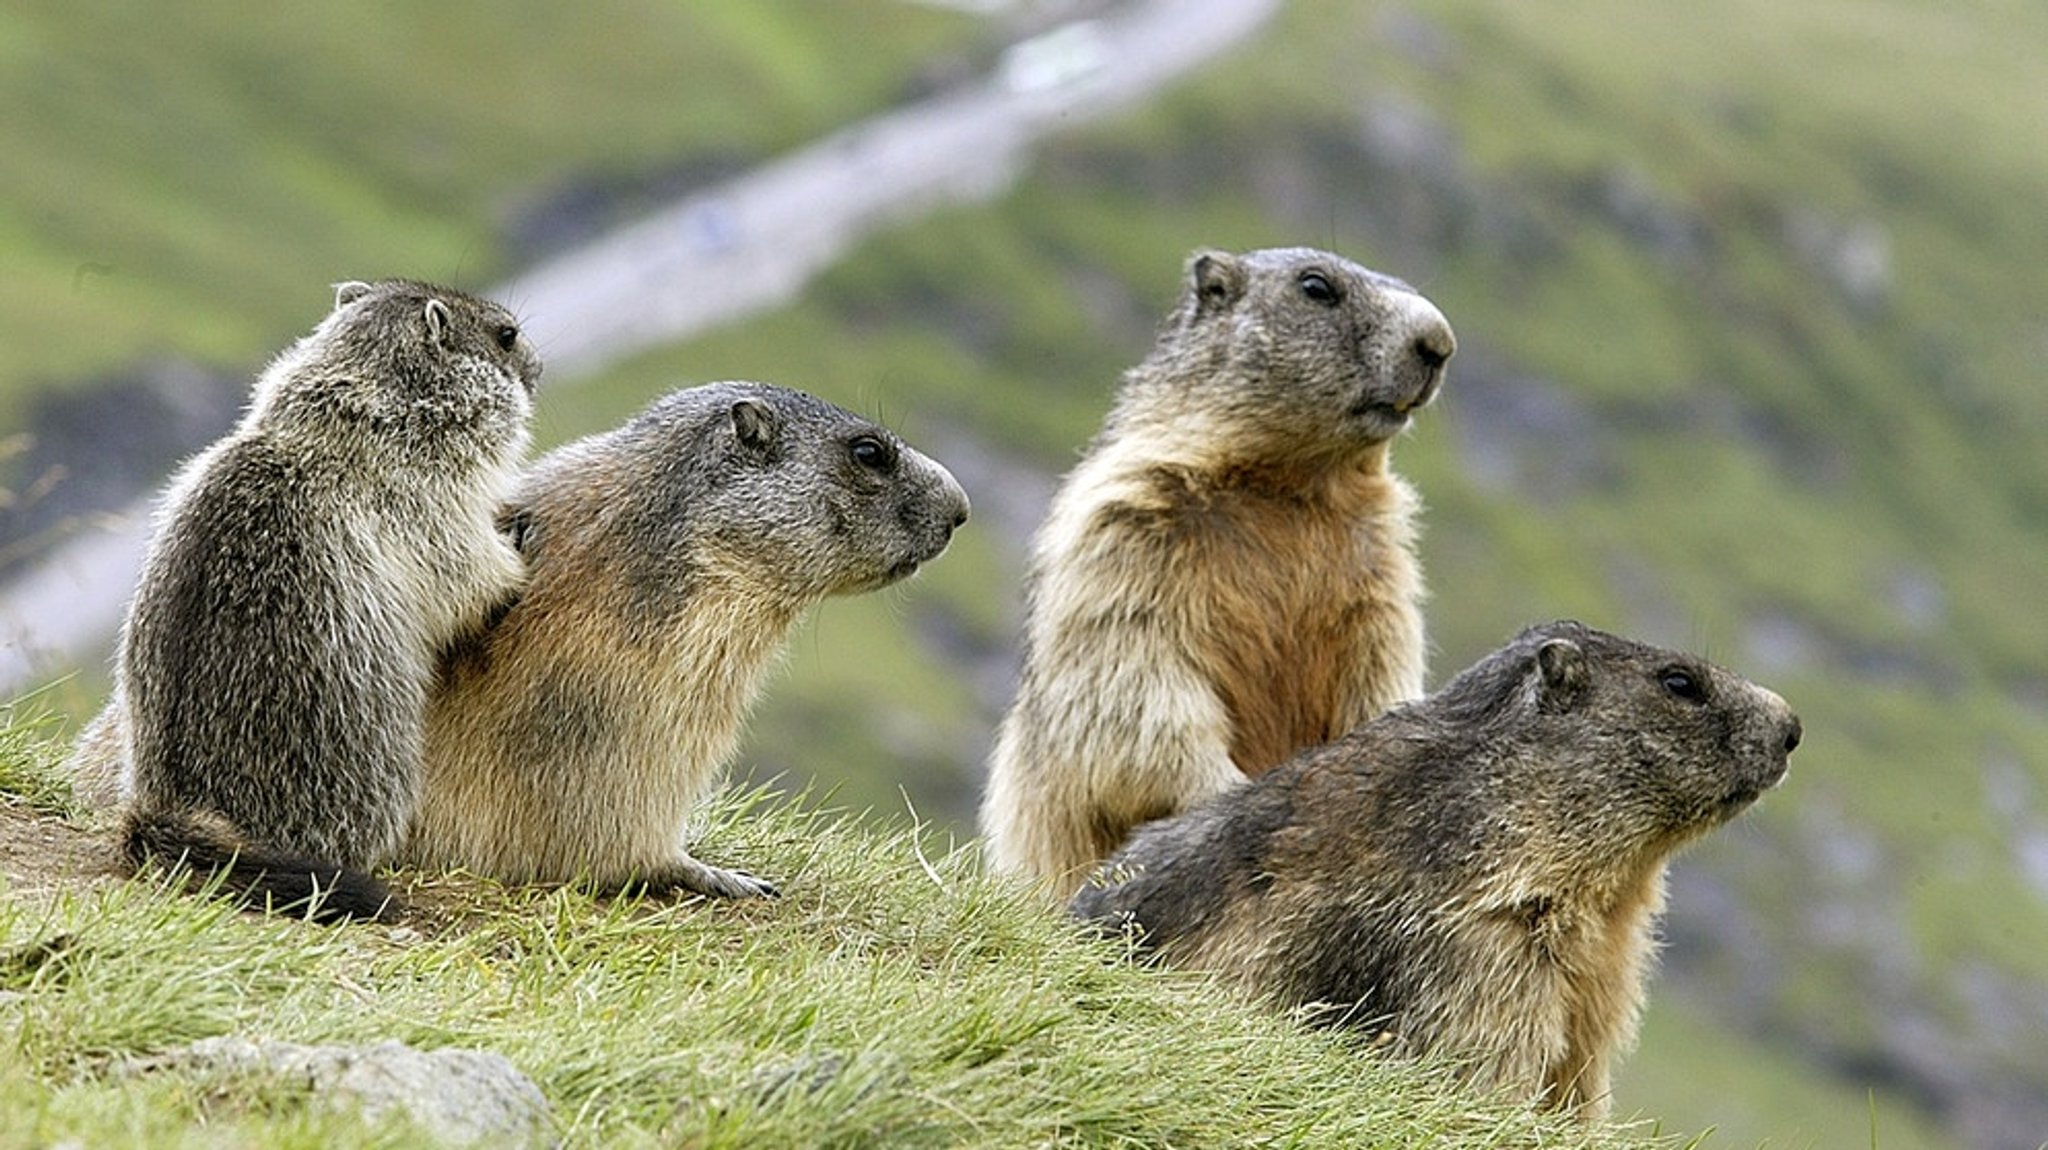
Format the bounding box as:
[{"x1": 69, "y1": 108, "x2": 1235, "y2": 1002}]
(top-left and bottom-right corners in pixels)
[{"x1": 1155, "y1": 471, "x2": 1414, "y2": 775}]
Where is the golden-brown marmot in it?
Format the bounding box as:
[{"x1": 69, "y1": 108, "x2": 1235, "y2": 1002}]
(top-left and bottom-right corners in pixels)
[
  {"x1": 399, "y1": 382, "x2": 969, "y2": 899},
  {"x1": 982, "y1": 246, "x2": 1455, "y2": 895}
]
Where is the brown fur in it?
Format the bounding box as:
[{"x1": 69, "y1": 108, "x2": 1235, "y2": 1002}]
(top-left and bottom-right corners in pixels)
[
  {"x1": 1071, "y1": 622, "x2": 1803, "y2": 1121},
  {"x1": 982, "y1": 247, "x2": 1455, "y2": 895},
  {"x1": 1166, "y1": 459, "x2": 1420, "y2": 773},
  {"x1": 399, "y1": 382, "x2": 968, "y2": 899}
]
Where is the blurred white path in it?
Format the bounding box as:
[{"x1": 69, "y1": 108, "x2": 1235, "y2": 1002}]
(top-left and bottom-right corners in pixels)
[{"x1": 0, "y1": 0, "x2": 1280, "y2": 696}]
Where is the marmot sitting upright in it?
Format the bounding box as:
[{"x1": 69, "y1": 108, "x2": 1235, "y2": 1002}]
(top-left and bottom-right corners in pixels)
[
  {"x1": 982, "y1": 246, "x2": 1455, "y2": 895},
  {"x1": 1071, "y1": 621, "x2": 1803, "y2": 1121},
  {"x1": 111, "y1": 279, "x2": 540, "y2": 921},
  {"x1": 400, "y1": 382, "x2": 969, "y2": 899}
]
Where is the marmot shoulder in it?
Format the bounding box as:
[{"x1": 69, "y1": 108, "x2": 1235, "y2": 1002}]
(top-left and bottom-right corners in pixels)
[
  {"x1": 1070, "y1": 621, "x2": 1803, "y2": 1121},
  {"x1": 400, "y1": 381, "x2": 968, "y2": 899},
  {"x1": 982, "y1": 246, "x2": 1455, "y2": 895},
  {"x1": 108, "y1": 279, "x2": 540, "y2": 921}
]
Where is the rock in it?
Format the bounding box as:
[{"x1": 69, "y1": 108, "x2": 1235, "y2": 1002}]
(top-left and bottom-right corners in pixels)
[
  {"x1": 120, "y1": 1036, "x2": 555, "y2": 1147},
  {"x1": 1782, "y1": 207, "x2": 1892, "y2": 315}
]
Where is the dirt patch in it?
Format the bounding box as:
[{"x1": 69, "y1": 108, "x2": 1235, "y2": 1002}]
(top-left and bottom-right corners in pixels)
[
  {"x1": 0, "y1": 796, "x2": 692, "y2": 938},
  {"x1": 0, "y1": 798, "x2": 119, "y2": 902}
]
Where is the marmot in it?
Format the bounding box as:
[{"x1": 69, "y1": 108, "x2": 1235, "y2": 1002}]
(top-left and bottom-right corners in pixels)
[
  {"x1": 105, "y1": 279, "x2": 539, "y2": 922},
  {"x1": 1070, "y1": 621, "x2": 1803, "y2": 1121},
  {"x1": 398, "y1": 382, "x2": 969, "y2": 899},
  {"x1": 981, "y1": 246, "x2": 1455, "y2": 895}
]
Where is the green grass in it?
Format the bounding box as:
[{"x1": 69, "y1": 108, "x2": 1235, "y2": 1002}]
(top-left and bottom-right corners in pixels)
[
  {"x1": 0, "y1": 727, "x2": 1657, "y2": 1149},
  {"x1": 503, "y1": 2, "x2": 2048, "y2": 1142},
  {"x1": 1621, "y1": 997, "x2": 1964, "y2": 1150},
  {"x1": 0, "y1": 698, "x2": 79, "y2": 820},
  {"x1": 0, "y1": 3, "x2": 984, "y2": 406},
  {"x1": 8, "y1": 1, "x2": 2047, "y2": 1144}
]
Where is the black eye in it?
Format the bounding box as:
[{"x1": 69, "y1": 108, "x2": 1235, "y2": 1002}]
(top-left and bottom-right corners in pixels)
[
  {"x1": 1298, "y1": 271, "x2": 1341, "y2": 306},
  {"x1": 1660, "y1": 668, "x2": 1706, "y2": 702},
  {"x1": 849, "y1": 435, "x2": 894, "y2": 472},
  {"x1": 495, "y1": 324, "x2": 519, "y2": 351}
]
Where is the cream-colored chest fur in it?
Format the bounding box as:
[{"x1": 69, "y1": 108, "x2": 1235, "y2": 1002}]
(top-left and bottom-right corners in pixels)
[{"x1": 409, "y1": 566, "x2": 796, "y2": 884}]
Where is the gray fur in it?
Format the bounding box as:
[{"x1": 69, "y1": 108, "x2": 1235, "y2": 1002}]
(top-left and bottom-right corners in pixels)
[
  {"x1": 1070, "y1": 621, "x2": 1802, "y2": 1120},
  {"x1": 1108, "y1": 247, "x2": 1452, "y2": 451},
  {"x1": 110, "y1": 279, "x2": 538, "y2": 918}
]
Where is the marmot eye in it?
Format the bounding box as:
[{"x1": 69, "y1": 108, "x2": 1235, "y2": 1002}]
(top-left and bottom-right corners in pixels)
[
  {"x1": 849, "y1": 435, "x2": 895, "y2": 471},
  {"x1": 1659, "y1": 668, "x2": 1706, "y2": 702},
  {"x1": 1298, "y1": 272, "x2": 1341, "y2": 306},
  {"x1": 494, "y1": 324, "x2": 519, "y2": 351}
]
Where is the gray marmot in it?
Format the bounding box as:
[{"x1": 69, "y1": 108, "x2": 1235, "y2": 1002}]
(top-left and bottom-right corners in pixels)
[
  {"x1": 982, "y1": 246, "x2": 1455, "y2": 896},
  {"x1": 1070, "y1": 621, "x2": 1802, "y2": 1121},
  {"x1": 398, "y1": 382, "x2": 969, "y2": 899},
  {"x1": 108, "y1": 279, "x2": 540, "y2": 922}
]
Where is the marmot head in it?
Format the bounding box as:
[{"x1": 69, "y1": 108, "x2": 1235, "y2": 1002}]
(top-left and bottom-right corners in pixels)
[
  {"x1": 1421, "y1": 621, "x2": 1801, "y2": 869},
  {"x1": 523, "y1": 382, "x2": 969, "y2": 612},
  {"x1": 253, "y1": 279, "x2": 541, "y2": 451},
  {"x1": 1137, "y1": 247, "x2": 1455, "y2": 455}
]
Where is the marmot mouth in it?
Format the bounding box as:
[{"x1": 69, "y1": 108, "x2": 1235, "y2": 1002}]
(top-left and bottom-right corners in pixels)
[
  {"x1": 1349, "y1": 401, "x2": 1414, "y2": 434},
  {"x1": 1354, "y1": 374, "x2": 1441, "y2": 422},
  {"x1": 1719, "y1": 785, "x2": 1763, "y2": 813},
  {"x1": 836, "y1": 560, "x2": 920, "y2": 597},
  {"x1": 1718, "y1": 767, "x2": 1786, "y2": 815},
  {"x1": 1351, "y1": 378, "x2": 1438, "y2": 423}
]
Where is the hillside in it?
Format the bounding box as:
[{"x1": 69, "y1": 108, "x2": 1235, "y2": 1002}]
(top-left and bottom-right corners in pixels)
[
  {"x1": 0, "y1": 729, "x2": 1653, "y2": 1149},
  {"x1": 566, "y1": 5, "x2": 2048, "y2": 1145},
  {"x1": 3, "y1": 2, "x2": 2046, "y2": 1147}
]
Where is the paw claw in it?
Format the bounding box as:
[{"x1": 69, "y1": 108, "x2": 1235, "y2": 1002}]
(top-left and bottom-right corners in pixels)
[{"x1": 632, "y1": 857, "x2": 778, "y2": 901}]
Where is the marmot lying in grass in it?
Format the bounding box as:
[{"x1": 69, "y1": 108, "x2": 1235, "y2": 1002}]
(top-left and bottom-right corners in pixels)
[{"x1": 1071, "y1": 621, "x2": 1801, "y2": 1121}]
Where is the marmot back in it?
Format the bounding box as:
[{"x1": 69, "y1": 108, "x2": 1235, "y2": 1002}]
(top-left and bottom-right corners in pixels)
[
  {"x1": 1071, "y1": 621, "x2": 1803, "y2": 1121},
  {"x1": 402, "y1": 381, "x2": 968, "y2": 899},
  {"x1": 112, "y1": 279, "x2": 540, "y2": 921},
  {"x1": 982, "y1": 246, "x2": 1455, "y2": 896}
]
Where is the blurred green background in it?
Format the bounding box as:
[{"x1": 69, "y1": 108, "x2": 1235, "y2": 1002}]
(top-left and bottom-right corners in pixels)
[{"x1": 4, "y1": 3, "x2": 2045, "y2": 1146}]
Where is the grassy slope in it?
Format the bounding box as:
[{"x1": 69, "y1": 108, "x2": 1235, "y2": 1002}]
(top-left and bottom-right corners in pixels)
[
  {"x1": 6, "y1": 1, "x2": 2046, "y2": 1146},
  {"x1": 0, "y1": 1, "x2": 981, "y2": 406},
  {"x1": 0, "y1": 730, "x2": 1649, "y2": 1150},
  {"x1": 565, "y1": 4, "x2": 2048, "y2": 1147}
]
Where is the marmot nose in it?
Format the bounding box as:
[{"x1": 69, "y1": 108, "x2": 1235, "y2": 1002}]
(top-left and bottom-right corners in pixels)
[
  {"x1": 1782, "y1": 717, "x2": 1803, "y2": 755},
  {"x1": 1391, "y1": 292, "x2": 1456, "y2": 374},
  {"x1": 1414, "y1": 331, "x2": 1453, "y2": 371},
  {"x1": 941, "y1": 477, "x2": 971, "y2": 535}
]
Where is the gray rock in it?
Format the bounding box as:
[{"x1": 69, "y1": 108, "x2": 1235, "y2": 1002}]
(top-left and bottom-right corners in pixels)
[{"x1": 121, "y1": 1036, "x2": 555, "y2": 1147}]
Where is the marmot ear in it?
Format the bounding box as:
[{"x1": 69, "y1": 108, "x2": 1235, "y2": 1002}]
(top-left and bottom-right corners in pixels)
[
  {"x1": 731, "y1": 398, "x2": 779, "y2": 451},
  {"x1": 1187, "y1": 250, "x2": 1246, "y2": 316},
  {"x1": 333, "y1": 281, "x2": 374, "y2": 309},
  {"x1": 424, "y1": 298, "x2": 452, "y2": 345},
  {"x1": 1535, "y1": 638, "x2": 1589, "y2": 709}
]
